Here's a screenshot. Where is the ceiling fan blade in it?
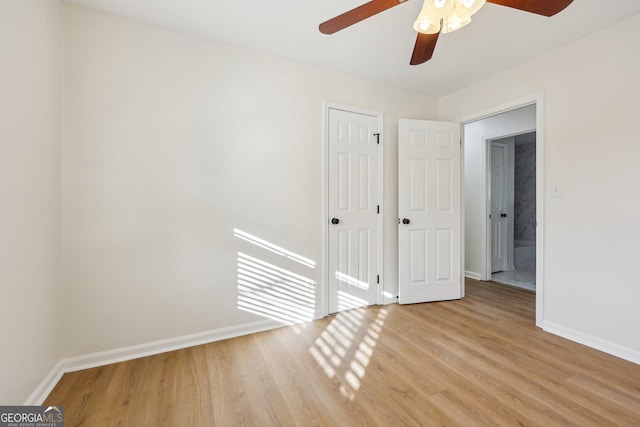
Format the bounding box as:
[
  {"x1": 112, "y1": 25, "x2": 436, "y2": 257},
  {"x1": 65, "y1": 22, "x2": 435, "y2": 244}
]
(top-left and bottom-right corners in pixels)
[
  {"x1": 486, "y1": 0, "x2": 574, "y2": 17},
  {"x1": 410, "y1": 32, "x2": 440, "y2": 65},
  {"x1": 319, "y1": 0, "x2": 408, "y2": 34}
]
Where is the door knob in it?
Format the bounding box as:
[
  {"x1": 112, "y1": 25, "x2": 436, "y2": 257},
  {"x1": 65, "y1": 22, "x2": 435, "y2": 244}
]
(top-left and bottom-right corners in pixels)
[
  {"x1": 331, "y1": 218, "x2": 340, "y2": 225},
  {"x1": 402, "y1": 218, "x2": 411, "y2": 225},
  {"x1": 501, "y1": 213, "x2": 507, "y2": 218}
]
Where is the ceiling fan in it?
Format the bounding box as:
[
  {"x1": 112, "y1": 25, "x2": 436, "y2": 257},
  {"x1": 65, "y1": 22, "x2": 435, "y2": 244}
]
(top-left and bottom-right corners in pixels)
[{"x1": 319, "y1": 0, "x2": 574, "y2": 65}]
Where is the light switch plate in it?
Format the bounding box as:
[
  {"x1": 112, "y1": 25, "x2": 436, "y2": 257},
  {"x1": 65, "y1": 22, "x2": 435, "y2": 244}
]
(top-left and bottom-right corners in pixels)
[{"x1": 549, "y1": 182, "x2": 563, "y2": 198}]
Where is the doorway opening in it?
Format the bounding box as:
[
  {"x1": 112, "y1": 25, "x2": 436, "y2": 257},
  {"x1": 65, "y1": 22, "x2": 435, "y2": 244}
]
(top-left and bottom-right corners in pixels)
[
  {"x1": 489, "y1": 132, "x2": 537, "y2": 291},
  {"x1": 461, "y1": 95, "x2": 544, "y2": 326}
]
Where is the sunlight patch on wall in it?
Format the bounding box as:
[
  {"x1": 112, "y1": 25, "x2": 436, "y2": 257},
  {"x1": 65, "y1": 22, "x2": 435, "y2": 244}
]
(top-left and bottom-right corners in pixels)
[
  {"x1": 309, "y1": 307, "x2": 388, "y2": 401},
  {"x1": 335, "y1": 272, "x2": 370, "y2": 291},
  {"x1": 337, "y1": 290, "x2": 369, "y2": 312},
  {"x1": 235, "y1": 227, "x2": 317, "y2": 327},
  {"x1": 234, "y1": 228, "x2": 316, "y2": 269},
  {"x1": 237, "y1": 252, "x2": 316, "y2": 325}
]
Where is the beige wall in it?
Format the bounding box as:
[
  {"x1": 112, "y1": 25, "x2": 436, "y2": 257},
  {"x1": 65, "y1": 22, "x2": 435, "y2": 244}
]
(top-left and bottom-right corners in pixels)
[
  {"x1": 0, "y1": 0, "x2": 62, "y2": 404},
  {"x1": 440, "y1": 13, "x2": 640, "y2": 355},
  {"x1": 61, "y1": 4, "x2": 438, "y2": 357}
]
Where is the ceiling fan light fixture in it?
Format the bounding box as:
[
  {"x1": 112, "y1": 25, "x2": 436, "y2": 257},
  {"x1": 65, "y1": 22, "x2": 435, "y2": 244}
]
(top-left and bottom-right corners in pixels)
[
  {"x1": 422, "y1": 0, "x2": 455, "y2": 22},
  {"x1": 413, "y1": 9, "x2": 441, "y2": 34},
  {"x1": 415, "y1": 0, "x2": 482, "y2": 34},
  {"x1": 441, "y1": 11, "x2": 471, "y2": 33},
  {"x1": 454, "y1": 0, "x2": 486, "y2": 19}
]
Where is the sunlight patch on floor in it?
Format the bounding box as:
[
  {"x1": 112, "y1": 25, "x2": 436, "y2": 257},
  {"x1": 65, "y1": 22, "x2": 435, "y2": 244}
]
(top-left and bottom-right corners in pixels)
[{"x1": 309, "y1": 307, "x2": 388, "y2": 401}]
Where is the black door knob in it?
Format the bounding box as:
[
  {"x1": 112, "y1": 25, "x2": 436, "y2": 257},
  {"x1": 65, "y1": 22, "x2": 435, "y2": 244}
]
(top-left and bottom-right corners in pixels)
[
  {"x1": 331, "y1": 218, "x2": 340, "y2": 225},
  {"x1": 402, "y1": 218, "x2": 411, "y2": 225},
  {"x1": 501, "y1": 213, "x2": 507, "y2": 218}
]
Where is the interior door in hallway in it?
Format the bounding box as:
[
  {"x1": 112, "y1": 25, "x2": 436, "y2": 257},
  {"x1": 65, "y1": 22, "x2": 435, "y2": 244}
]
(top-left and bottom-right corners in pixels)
[
  {"x1": 328, "y1": 108, "x2": 381, "y2": 313},
  {"x1": 491, "y1": 141, "x2": 509, "y2": 273},
  {"x1": 398, "y1": 119, "x2": 462, "y2": 304}
]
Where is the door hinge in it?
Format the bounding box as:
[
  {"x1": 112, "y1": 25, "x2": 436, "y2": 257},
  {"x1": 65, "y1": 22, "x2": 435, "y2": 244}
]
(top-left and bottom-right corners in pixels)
[
  {"x1": 377, "y1": 205, "x2": 380, "y2": 214},
  {"x1": 377, "y1": 275, "x2": 380, "y2": 284},
  {"x1": 374, "y1": 133, "x2": 380, "y2": 144}
]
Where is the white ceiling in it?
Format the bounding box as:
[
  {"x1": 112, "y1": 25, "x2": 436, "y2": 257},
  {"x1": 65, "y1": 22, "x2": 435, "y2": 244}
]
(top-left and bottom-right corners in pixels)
[{"x1": 64, "y1": 0, "x2": 640, "y2": 97}]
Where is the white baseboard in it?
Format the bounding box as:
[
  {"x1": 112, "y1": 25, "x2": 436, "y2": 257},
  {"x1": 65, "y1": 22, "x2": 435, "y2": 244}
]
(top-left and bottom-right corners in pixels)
[
  {"x1": 465, "y1": 271, "x2": 482, "y2": 280},
  {"x1": 23, "y1": 361, "x2": 65, "y2": 406},
  {"x1": 543, "y1": 321, "x2": 640, "y2": 365},
  {"x1": 25, "y1": 318, "x2": 286, "y2": 405}
]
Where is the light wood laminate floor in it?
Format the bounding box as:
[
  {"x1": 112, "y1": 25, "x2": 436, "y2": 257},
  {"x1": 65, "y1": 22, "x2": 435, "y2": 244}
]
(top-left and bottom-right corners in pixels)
[{"x1": 46, "y1": 279, "x2": 640, "y2": 426}]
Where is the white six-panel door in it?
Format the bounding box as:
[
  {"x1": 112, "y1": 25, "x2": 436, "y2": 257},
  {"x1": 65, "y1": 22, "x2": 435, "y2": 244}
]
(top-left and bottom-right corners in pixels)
[
  {"x1": 398, "y1": 120, "x2": 462, "y2": 304},
  {"x1": 490, "y1": 142, "x2": 509, "y2": 273},
  {"x1": 328, "y1": 108, "x2": 380, "y2": 313}
]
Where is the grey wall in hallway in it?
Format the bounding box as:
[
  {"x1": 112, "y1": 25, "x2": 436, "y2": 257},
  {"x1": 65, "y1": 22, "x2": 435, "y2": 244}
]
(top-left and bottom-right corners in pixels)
[{"x1": 514, "y1": 135, "x2": 536, "y2": 241}]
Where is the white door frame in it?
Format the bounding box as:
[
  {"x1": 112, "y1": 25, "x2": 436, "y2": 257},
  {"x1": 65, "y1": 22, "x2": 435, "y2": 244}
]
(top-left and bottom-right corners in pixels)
[
  {"x1": 457, "y1": 93, "x2": 545, "y2": 327},
  {"x1": 321, "y1": 101, "x2": 384, "y2": 317}
]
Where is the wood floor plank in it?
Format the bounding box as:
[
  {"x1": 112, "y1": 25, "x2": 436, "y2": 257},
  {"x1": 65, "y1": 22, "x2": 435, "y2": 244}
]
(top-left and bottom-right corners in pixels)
[
  {"x1": 45, "y1": 279, "x2": 640, "y2": 426},
  {"x1": 429, "y1": 334, "x2": 612, "y2": 426}
]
